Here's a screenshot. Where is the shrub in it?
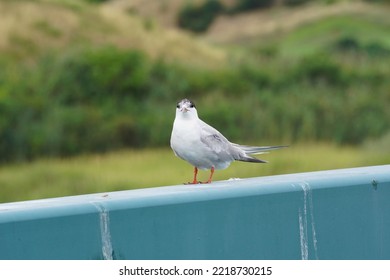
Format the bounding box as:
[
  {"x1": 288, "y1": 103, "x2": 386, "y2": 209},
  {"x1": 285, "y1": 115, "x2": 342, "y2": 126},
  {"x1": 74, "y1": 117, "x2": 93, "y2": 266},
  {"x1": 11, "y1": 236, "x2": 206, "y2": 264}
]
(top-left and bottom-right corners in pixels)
[
  {"x1": 333, "y1": 36, "x2": 361, "y2": 52},
  {"x1": 84, "y1": 0, "x2": 109, "y2": 3},
  {"x1": 230, "y1": 0, "x2": 275, "y2": 13},
  {"x1": 283, "y1": 0, "x2": 310, "y2": 7},
  {"x1": 177, "y1": 0, "x2": 224, "y2": 33},
  {"x1": 60, "y1": 47, "x2": 151, "y2": 103},
  {"x1": 332, "y1": 36, "x2": 390, "y2": 57},
  {"x1": 291, "y1": 53, "x2": 348, "y2": 86}
]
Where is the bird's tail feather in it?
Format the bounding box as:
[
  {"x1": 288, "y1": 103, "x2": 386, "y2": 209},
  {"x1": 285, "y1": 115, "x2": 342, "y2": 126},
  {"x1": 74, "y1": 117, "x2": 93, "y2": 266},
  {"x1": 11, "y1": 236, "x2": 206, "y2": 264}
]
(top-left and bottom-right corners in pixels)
[
  {"x1": 237, "y1": 155, "x2": 268, "y2": 163},
  {"x1": 232, "y1": 144, "x2": 288, "y2": 155}
]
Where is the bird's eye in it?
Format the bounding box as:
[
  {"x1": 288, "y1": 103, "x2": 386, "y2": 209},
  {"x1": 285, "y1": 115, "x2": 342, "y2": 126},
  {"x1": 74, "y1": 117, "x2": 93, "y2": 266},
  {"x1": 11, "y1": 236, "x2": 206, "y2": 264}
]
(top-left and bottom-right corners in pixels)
[
  {"x1": 189, "y1": 103, "x2": 195, "y2": 108},
  {"x1": 176, "y1": 104, "x2": 180, "y2": 109}
]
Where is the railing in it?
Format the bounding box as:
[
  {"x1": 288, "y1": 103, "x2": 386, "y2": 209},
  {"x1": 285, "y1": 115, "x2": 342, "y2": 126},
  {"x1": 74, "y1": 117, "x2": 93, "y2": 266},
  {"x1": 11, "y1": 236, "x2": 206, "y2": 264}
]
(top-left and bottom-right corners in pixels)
[{"x1": 0, "y1": 165, "x2": 389, "y2": 260}]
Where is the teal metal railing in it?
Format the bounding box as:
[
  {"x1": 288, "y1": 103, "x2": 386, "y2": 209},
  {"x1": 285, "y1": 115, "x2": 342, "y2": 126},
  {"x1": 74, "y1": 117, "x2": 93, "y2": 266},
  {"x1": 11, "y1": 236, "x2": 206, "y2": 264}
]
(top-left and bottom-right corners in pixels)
[{"x1": 1, "y1": 165, "x2": 389, "y2": 260}]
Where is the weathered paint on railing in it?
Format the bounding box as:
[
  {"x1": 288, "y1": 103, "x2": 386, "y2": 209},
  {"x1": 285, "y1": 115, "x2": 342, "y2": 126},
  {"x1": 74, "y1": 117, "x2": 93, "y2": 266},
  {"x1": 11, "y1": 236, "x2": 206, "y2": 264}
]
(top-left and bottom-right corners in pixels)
[{"x1": 0, "y1": 165, "x2": 389, "y2": 260}]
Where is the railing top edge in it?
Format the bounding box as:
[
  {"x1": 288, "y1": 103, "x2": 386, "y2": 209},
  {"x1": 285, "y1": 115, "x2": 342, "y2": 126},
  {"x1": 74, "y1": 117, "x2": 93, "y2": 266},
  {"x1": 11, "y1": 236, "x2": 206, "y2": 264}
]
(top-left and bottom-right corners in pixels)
[{"x1": 0, "y1": 165, "x2": 389, "y2": 220}]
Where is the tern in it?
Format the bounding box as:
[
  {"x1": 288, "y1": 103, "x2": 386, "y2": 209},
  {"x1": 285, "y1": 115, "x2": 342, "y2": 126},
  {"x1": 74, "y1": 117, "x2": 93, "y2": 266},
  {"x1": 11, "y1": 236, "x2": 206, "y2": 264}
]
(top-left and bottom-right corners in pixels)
[{"x1": 170, "y1": 98, "x2": 287, "y2": 184}]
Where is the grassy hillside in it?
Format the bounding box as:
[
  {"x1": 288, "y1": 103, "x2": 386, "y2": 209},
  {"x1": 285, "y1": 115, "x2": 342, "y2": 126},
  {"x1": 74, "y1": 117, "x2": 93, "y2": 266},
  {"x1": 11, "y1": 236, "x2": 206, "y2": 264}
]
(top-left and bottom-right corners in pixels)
[
  {"x1": 0, "y1": 0, "x2": 225, "y2": 65},
  {"x1": 205, "y1": 1, "x2": 390, "y2": 45},
  {"x1": 2, "y1": 1, "x2": 388, "y2": 60},
  {"x1": 270, "y1": 12, "x2": 390, "y2": 58}
]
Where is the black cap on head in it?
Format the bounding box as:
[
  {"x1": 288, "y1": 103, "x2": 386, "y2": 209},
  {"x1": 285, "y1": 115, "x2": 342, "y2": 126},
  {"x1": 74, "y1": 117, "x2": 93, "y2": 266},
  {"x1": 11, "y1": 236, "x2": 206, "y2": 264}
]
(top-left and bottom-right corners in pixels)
[{"x1": 177, "y1": 98, "x2": 196, "y2": 109}]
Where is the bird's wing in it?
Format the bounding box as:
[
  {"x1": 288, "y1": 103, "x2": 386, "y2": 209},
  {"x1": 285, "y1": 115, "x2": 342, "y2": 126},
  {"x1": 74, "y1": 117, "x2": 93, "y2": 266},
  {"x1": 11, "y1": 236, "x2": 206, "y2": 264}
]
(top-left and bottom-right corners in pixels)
[{"x1": 199, "y1": 120, "x2": 232, "y2": 154}]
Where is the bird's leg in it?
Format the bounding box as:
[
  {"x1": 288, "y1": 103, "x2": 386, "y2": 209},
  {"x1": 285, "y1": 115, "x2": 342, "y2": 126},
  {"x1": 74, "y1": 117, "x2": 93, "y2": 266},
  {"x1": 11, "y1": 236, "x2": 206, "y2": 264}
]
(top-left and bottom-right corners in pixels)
[
  {"x1": 206, "y1": 166, "x2": 215, "y2": 183},
  {"x1": 190, "y1": 167, "x2": 199, "y2": 184}
]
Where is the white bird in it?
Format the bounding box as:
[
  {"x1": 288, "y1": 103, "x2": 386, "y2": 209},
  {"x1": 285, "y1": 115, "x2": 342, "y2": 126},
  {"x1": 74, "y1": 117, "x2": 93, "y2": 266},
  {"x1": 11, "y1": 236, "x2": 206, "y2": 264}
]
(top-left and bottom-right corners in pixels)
[{"x1": 170, "y1": 98, "x2": 287, "y2": 184}]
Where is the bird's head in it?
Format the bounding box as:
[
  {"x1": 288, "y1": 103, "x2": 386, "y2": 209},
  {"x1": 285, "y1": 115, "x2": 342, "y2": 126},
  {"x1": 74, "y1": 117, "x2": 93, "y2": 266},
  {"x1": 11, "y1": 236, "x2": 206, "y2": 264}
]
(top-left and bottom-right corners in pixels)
[{"x1": 175, "y1": 98, "x2": 198, "y2": 119}]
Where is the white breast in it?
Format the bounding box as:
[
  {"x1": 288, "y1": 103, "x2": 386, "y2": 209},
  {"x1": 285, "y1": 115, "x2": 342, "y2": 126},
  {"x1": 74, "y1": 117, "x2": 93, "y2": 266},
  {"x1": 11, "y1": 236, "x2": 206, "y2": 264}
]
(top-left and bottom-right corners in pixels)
[{"x1": 170, "y1": 116, "x2": 233, "y2": 170}]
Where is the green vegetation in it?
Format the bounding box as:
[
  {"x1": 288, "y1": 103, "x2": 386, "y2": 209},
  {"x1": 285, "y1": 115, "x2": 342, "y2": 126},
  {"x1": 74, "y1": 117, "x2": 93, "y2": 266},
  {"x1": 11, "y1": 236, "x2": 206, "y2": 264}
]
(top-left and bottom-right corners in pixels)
[
  {"x1": 84, "y1": 0, "x2": 109, "y2": 3},
  {"x1": 284, "y1": 0, "x2": 311, "y2": 7},
  {"x1": 177, "y1": 0, "x2": 224, "y2": 33},
  {"x1": 274, "y1": 15, "x2": 390, "y2": 57},
  {"x1": 1, "y1": 35, "x2": 389, "y2": 162},
  {"x1": 232, "y1": 0, "x2": 275, "y2": 12},
  {"x1": 176, "y1": 0, "x2": 329, "y2": 33}
]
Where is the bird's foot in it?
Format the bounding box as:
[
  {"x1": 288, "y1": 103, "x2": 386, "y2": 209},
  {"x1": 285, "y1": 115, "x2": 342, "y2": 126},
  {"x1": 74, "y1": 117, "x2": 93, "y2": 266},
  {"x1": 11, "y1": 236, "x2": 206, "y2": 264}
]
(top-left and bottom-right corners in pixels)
[
  {"x1": 185, "y1": 181, "x2": 201, "y2": 185},
  {"x1": 184, "y1": 181, "x2": 211, "y2": 185}
]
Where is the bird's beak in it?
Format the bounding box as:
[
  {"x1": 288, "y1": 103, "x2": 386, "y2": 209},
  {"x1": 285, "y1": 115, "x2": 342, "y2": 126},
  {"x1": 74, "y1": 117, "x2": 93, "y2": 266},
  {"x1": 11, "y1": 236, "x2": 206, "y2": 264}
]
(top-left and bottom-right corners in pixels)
[{"x1": 180, "y1": 107, "x2": 189, "y2": 113}]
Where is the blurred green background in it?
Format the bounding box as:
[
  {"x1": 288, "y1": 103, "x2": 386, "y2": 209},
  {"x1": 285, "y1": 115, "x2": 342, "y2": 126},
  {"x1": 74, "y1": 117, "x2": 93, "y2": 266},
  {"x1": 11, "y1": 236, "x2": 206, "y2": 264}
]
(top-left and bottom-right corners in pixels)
[{"x1": 0, "y1": 0, "x2": 389, "y2": 202}]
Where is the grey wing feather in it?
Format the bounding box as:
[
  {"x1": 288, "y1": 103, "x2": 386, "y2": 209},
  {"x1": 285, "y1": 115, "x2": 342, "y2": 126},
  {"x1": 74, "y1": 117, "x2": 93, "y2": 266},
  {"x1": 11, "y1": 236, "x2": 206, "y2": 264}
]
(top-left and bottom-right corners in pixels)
[{"x1": 199, "y1": 120, "x2": 232, "y2": 154}]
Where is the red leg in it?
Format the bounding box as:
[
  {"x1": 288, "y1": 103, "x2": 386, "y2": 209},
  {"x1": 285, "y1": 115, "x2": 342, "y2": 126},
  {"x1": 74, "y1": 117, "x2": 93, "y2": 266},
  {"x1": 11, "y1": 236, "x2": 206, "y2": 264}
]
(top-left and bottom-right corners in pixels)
[
  {"x1": 206, "y1": 167, "x2": 215, "y2": 183},
  {"x1": 190, "y1": 167, "x2": 199, "y2": 184}
]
